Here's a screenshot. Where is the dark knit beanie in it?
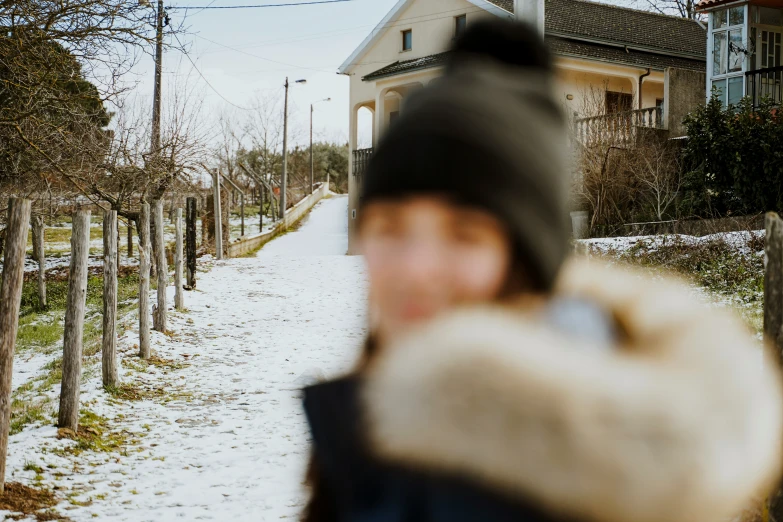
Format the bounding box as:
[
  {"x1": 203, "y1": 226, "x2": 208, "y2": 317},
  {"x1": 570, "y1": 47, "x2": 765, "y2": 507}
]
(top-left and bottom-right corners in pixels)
[{"x1": 360, "y1": 19, "x2": 571, "y2": 292}]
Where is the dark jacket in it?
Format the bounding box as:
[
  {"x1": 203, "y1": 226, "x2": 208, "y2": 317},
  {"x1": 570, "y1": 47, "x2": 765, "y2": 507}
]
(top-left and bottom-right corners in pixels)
[
  {"x1": 304, "y1": 376, "x2": 561, "y2": 522},
  {"x1": 303, "y1": 260, "x2": 783, "y2": 522}
]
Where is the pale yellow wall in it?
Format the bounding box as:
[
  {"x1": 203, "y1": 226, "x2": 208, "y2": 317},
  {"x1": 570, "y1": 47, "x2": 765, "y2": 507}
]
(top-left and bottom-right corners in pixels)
[
  {"x1": 553, "y1": 57, "x2": 666, "y2": 120},
  {"x1": 556, "y1": 68, "x2": 665, "y2": 119},
  {"x1": 346, "y1": 0, "x2": 497, "y2": 132}
]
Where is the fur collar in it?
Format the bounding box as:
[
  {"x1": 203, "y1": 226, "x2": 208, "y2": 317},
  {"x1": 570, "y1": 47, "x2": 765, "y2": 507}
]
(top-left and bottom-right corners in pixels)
[{"x1": 361, "y1": 259, "x2": 783, "y2": 522}]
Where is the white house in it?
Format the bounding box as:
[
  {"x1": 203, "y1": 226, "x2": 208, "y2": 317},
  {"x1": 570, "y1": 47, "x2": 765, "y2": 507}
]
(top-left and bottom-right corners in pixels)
[{"x1": 341, "y1": 0, "x2": 707, "y2": 251}]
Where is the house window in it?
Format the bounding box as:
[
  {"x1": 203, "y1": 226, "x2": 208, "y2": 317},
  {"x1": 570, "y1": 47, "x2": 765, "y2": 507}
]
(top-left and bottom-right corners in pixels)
[
  {"x1": 606, "y1": 91, "x2": 633, "y2": 113},
  {"x1": 402, "y1": 30, "x2": 412, "y2": 51},
  {"x1": 710, "y1": 5, "x2": 747, "y2": 107},
  {"x1": 455, "y1": 15, "x2": 467, "y2": 37},
  {"x1": 754, "y1": 6, "x2": 783, "y2": 27}
]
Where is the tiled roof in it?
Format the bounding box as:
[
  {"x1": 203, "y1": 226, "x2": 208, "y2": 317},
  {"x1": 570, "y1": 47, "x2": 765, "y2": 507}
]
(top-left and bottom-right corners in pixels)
[
  {"x1": 547, "y1": 36, "x2": 706, "y2": 71},
  {"x1": 487, "y1": 0, "x2": 514, "y2": 11},
  {"x1": 546, "y1": 0, "x2": 705, "y2": 57},
  {"x1": 490, "y1": 0, "x2": 705, "y2": 58},
  {"x1": 362, "y1": 52, "x2": 449, "y2": 81}
]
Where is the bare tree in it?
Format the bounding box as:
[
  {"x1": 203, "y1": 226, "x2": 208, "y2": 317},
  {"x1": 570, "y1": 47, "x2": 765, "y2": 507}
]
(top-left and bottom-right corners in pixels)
[
  {"x1": 629, "y1": 139, "x2": 682, "y2": 222},
  {"x1": 637, "y1": 0, "x2": 704, "y2": 19},
  {"x1": 571, "y1": 83, "x2": 682, "y2": 236}
]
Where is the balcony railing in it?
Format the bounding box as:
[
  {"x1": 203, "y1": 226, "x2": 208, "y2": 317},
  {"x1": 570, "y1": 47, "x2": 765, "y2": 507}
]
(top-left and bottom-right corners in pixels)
[
  {"x1": 352, "y1": 148, "x2": 373, "y2": 184},
  {"x1": 746, "y1": 66, "x2": 783, "y2": 107},
  {"x1": 574, "y1": 107, "x2": 664, "y2": 145}
]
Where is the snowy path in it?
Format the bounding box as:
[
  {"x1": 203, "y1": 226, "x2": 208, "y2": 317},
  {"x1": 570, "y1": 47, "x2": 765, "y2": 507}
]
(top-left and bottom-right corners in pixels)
[{"x1": 5, "y1": 195, "x2": 368, "y2": 521}]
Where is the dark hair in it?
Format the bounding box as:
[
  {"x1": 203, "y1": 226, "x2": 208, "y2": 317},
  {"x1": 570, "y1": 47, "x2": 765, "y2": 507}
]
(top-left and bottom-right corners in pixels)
[{"x1": 448, "y1": 18, "x2": 552, "y2": 72}]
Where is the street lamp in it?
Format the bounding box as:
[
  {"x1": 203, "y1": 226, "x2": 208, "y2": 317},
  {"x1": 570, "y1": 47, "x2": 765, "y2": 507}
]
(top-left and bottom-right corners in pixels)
[
  {"x1": 310, "y1": 98, "x2": 331, "y2": 194},
  {"x1": 280, "y1": 78, "x2": 307, "y2": 219}
]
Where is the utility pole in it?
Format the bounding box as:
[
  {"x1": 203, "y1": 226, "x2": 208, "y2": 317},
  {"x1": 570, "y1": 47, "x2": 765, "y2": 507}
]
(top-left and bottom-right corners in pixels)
[
  {"x1": 151, "y1": 0, "x2": 164, "y2": 155},
  {"x1": 280, "y1": 78, "x2": 307, "y2": 218},
  {"x1": 280, "y1": 77, "x2": 289, "y2": 219}
]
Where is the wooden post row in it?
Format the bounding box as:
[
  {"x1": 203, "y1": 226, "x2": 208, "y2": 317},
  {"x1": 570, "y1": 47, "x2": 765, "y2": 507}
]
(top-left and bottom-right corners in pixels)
[
  {"x1": 139, "y1": 203, "x2": 151, "y2": 359},
  {"x1": 174, "y1": 208, "x2": 184, "y2": 310},
  {"x1": 153, "y1": 200, "x2": 167, "y2": 332},
  {"x1": 127, "y1": 218, "x2": 134, "y2": 258},
  {"x1": 58, "y1": 209, "x2": 91, "y2": 432},
  {"x1": 0, "y1": 199, "x2": 32, "y2": 492},
  {"x1": 31, "y1": 216, "x2": 46, "y2": 309},
  {"x1": 186, "y1": 198, "x2": 197, "y2": 290},
  {"x1": 102, "y1": 210, "x2": 118, "y2": 388},
  {"x1": 213, "y1": 171, "x2": 223, "y2": 260}
]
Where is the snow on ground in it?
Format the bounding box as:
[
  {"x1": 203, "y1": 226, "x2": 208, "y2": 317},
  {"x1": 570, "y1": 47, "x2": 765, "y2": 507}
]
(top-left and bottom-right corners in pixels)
[
  {"x1": 3, "y1": 194, "x2": 368, "y2": 521},
  {"x1": 582, "y1": 229, "x2": 765, "y2": 256}
]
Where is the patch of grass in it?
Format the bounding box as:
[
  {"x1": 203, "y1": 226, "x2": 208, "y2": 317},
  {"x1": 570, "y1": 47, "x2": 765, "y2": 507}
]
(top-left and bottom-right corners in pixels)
[
  {"x1": 16, "y1": 315, "x2": 62, "y2": 353},
  {"x1": 20, "y1": 274, "x2": 139, "y2": 318},
  {"x1": 592, "y1": 234, "x2": 765, "y2": 334},
  {"x1": 23, "y1": 461, "x2": 44, "y2": 475},
  {"x1": 231, "y1": 205, "x2": 261, "y2": 218},
  {"x1": 10, "y1": 400, "x2": 50, "y2": 436},
  {"x1": 105, "y1": 383, "x2": 166, "y2": 401},
  {"x1": 54, "y1": 410, "x2": 131, "y2": 456}
]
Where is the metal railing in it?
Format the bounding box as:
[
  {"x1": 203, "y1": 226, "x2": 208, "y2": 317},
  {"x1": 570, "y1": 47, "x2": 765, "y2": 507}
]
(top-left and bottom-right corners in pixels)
[
  {"x1": 746, "y1": 66, "x2": 783, "y2": 107},
  {"x1": 574, "y1": 107, "x2": 664, "y2": 145},
  {"x1": 352, "y1": 148, "x2": 373, "y2": 183}
]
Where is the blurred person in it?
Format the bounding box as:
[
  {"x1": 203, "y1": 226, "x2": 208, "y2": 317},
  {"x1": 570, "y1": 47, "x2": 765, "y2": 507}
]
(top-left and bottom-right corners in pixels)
[{"x1": 302, "y1": 19, "x2": 783, "y2": 522}]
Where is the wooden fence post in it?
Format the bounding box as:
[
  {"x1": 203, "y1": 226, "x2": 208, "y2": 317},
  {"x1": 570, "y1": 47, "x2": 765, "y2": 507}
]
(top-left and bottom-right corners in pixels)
[
  {"x1": 126, "y1": 218, "x2": 134, "y2": 258},
  {"x1": 212, "y1": 171, "x2": 223, "y2": 260},
  {"x1": 31, "y1": 215, "x2": 46, "y2": 309},
  {"x1": 58, "y1": 209, "x2": 91, "y2": 431},
  {"x1": 0, "y1": 198, "x2": 32, "y2": 493},
  {"x1": 240, "y1": 192, "x2": 245, "y2": 237},
  {"x1": 259, "y1": 184, "x2": 264, "y2": 232},
  {"x1": 765, "y1": 212, "x2": 783, "y2": 361},
  {"x1": 139, "y1": 203, "x2": 151, "y2": 359},
  {"x1": 765, "y1": 212, "x2": 783, "y2": 522},
  {"x1": 102, "y1": 210, "x2": 118, "y2": 388},
  {"x1": 152, "y1": 200, "x2": 168, "y2": 332},
  {"x1": 174, "y1": 208, "x2": 184, "y2": 310},
  {"x1": 186, "y1": 198, "x2": 197, "y2": 290}
]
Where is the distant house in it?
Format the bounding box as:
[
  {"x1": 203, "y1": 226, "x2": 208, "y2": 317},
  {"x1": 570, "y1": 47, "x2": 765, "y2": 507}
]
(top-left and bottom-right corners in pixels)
[
  {"x1": 340, "y1": 0, "x2": 707, "y2": 251},
  {"x1": 697, "y1": 0, "x2": 783, "y2": 108}
]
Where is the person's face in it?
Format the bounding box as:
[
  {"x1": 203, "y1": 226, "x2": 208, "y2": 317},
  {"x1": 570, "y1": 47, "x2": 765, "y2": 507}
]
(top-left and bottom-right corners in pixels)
[{"x1": 358, "y1": 197, "x2": 513, "y2": 345}]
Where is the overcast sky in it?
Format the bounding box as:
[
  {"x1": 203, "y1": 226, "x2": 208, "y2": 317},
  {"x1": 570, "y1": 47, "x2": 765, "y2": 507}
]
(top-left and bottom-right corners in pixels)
[
  {"x1": 122, "y1": 0, "x2": 402, "y2": 149},
  {"x1": 124, "y1": 0, "x2": 652, "y2": 150}
]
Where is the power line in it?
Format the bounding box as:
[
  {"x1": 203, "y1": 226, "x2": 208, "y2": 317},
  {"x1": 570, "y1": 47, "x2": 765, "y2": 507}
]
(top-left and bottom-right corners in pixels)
[
  {"x1": 199, "y1": 5, "x2": 484, "y2": 55},
  {"x1": 193, "y1": 33, "x2": 334, "y2": 72},
  {"x1": 168, "y1": 0, "x2": 355, "y2": 10},
  {"x1": 173, "y1": 32, "x2": 255, "y2": 111},
  {"x1": 191, "y1": 6, "x2": 488, "y2": 71}
]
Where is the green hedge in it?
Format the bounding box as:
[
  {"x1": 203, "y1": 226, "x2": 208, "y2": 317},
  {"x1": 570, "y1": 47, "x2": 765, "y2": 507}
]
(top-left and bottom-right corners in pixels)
[{"x1": 681, "y1": 93, "x2": 783, "y2": 217}]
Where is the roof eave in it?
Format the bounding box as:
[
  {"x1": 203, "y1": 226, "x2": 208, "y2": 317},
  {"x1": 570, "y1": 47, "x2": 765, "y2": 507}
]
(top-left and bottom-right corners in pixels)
[
  {"x1": 546, "y1": 31, "x2": 706, "y2": 61},
  {"x1": 362, "y1": 62, "x2": 446, "y2": 82},
  {"x1": 555, "y1": 51, "x2": 705, "y2": 72}
]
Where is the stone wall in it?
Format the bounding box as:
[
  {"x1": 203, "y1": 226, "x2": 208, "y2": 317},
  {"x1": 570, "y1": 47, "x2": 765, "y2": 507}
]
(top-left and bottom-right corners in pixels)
[{"x1": 226, "y1": 182, "x2": 329, "y2": 258}]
